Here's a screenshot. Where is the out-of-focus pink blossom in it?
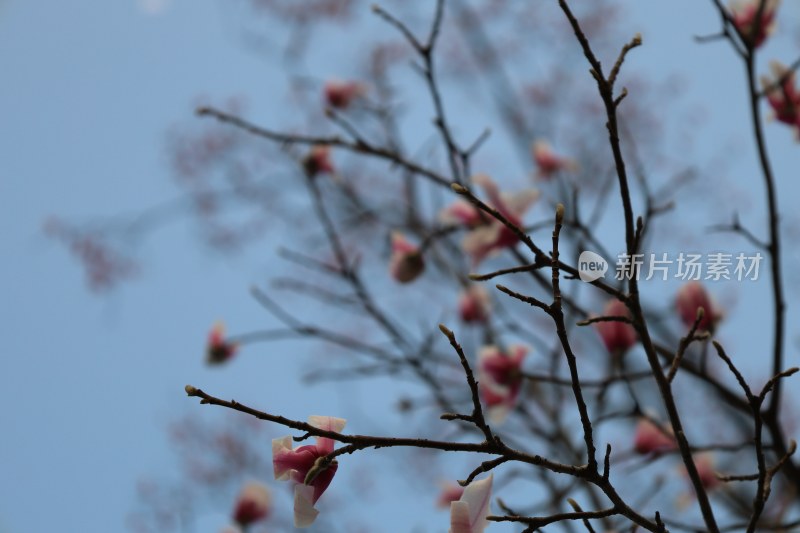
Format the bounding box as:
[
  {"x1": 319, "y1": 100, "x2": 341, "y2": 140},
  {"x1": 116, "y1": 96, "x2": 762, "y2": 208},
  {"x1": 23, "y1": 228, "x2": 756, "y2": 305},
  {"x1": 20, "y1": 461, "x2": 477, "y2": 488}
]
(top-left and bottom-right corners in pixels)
[
  {"x1": 207, "y1": 322, "x2": 238, "y2": 365},
  {"x1": 633, "y1": 419, "x2": 676, "y2": 456},
  {"x1": 449, "y1": 474, "x2": 493, "y2": 533},
  {"x1": 439, "y1": 200, "x2": 484, "y2": 228},
  {"x1": 459, "y1": 285, "x2": 492, "y2": 324},
  {"x1": 531, "y1": 140, "x2": 578, "y2": 179},
  {"x1": 595, "y1": 299, "x2": 637, "y2": 356},
  {"x1": 478, "y1": 345, "x2": 527, "y2": 423},
  {"x1": 675, "y1": 281, "x2": 722, "y2": 332},
  {"x1": 729, "y1": 0, "x2": 780, "y2": 47},
  {"x1": 761, "y1": 61, "x2": 800, "y2": 138},
  {"x1": 389, "y1": 231, "x2": 425, "y2": 283},
  {"x1": 273, "y1": 416, "x2": 346, "y2": 528},
  {"x1": 441, "y1": 174, "x2": 538, "y2": 266},
  {"x1": 303, "y1": 145, "x2": 335, "y2": 177},
  {"x1": 683, "y1": 454, "x2": 720, "y2": 492},
  {"x1": 437, "y1": 483, "x2": 465, "y2": 508},
  {"x1": 694, "y1": 454, "x2": 720, "y2": 490},
  {"x1": 324, "y1": 80, "x2": 366, "y2": 109},
  {"x1": 232, "y1": 481, "x2": 272, "y2": 527}
]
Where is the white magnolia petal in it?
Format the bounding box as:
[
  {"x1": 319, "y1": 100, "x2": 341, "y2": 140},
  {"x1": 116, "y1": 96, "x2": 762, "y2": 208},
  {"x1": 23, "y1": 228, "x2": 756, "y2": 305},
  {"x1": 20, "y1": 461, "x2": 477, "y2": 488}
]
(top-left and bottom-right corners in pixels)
[
  {"x1": 501, "y1": 189, "x2": 540, "y2": 218},
  {"x1": 449, "y1": 501, "x2": 473, "y2": 533},
  {"x1": 449, "y1": 474, "x2": 493, "y2": 533},
  {"x1": 293, "y1": 484, "x2": 320, "y2": 528},
  {"x1": 486, "y1": 403, "x2": 512, "y2": 424},
  {"x1": 308, "y1": 415, "x2": 347, "y2": 433},
  {"x1": 477, "y1": 345, "x2": 500, "y2": 364},
  {"x1": 461, "y1": 474, "x2": 494, "y2": 532},
  {"x1": 462, "y1": 225, "x2": 503, "y2": 265}
]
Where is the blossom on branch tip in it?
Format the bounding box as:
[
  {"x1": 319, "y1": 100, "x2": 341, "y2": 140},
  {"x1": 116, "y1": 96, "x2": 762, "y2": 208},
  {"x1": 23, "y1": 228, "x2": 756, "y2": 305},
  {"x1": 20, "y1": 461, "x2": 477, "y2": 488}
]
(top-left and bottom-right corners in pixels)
[
  {"x1": 459, "y1": 285, "x2": 492, "y2": 324},
  {"x1": 729, "y1": 0, "x2": 780, "y2": 48},
  {"x1": 478, "y1": 345, "x2": 527, "y2": 423},
  {"x1": 232, "y1": 481, "x2": 272, "y2": 527},
  {"x1": 443, "y1": 174, "x2": 538, "y2": 266},
  {"x1": 531, "y1": 140, "x2": 578, "y2": 179},
  {"x1": 273, "y1": 416, "x2": 346, "y2": 528},
  {"x1": 449, "y1": 474, "x2": 493, "y2": 533},
  {"x1": 595, "y1": 299, "x2": 637, "y2": 356},
  {"x1": 206, "y1": 322, "x2": 238, "y2": 365},
  {"x1": 324, "y1": 80, "x2": 366, "y2": 109},
  {"x1": 389, "y1": 231, "x2": 425, "y2": 283},
  {"x1": 303, "y1": 145, "x2": 335, "y2": 177},
  {"x1": 633, "y1": 418, "x2": 677, "y2": 456},
  {"x1": 761, "y1": 61, "x2": 800, "y2": 138},
  {"x1": 675, "y1": 281, "x2": 722, "y2": 332}
]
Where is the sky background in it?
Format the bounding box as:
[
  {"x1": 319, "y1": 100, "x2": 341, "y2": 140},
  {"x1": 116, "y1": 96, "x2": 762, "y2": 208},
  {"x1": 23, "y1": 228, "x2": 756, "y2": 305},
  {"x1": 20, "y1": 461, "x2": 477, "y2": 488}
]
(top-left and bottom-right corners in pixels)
[{"x1": 1, "y1": 1, "x2": 799, "y2": 532}]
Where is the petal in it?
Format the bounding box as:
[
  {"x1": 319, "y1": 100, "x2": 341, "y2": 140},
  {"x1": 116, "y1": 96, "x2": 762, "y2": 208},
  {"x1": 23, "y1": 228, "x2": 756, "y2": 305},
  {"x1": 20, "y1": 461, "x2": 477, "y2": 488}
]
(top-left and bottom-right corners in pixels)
[
  {"x1": 509, "y1": 345, "x2": 528, "y2": 364},
  {"x1": 501, "y1": 189, "x2": 540, "y2": 218},
  {"x1": 449, "y1": 501, "x2": 473, "y2": 533},
  {"x1": 293, "y1": 484, "x2": 320, "y2": 528},
  {"x1": 440, "y1": 200, "x2": 481, "y2": 226},
  {"x1": 308, "y1": 415, "x2": 347, "y2": 454},
  {"x1": 272, "y1": 436, "x2": 295, "y2": 480},
  {"x1": 310, "y1": 461, "x2": 339, "y2": 504},
  {"x1": 308, "y1": 416, "x2": 347, "y2": 432},
  {"x1": 449, "y1": 474, "x2": 493, "y2": 533},
  {"x1": 471, "y1": 174, "x2": 501, "y2": 207},
  {"x1": 462, "y1": 225, "x2": 503, "y2": 266},
  {"x1": 478, "y1": 345, "x2": 501, "y2": 364},
  {"x1": 273, "y1": 440, "x2": 319, "y2": 483},
  {"x1": 486, "y1": 402, "x2": 513, "y2": 424}
]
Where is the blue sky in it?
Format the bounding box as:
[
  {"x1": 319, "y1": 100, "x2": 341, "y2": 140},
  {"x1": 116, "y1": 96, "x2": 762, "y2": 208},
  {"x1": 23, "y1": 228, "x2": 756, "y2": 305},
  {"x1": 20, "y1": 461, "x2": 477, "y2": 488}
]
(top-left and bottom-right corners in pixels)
[{"x1": 1, "y1": 1, "x2": 799, "y2": 532}]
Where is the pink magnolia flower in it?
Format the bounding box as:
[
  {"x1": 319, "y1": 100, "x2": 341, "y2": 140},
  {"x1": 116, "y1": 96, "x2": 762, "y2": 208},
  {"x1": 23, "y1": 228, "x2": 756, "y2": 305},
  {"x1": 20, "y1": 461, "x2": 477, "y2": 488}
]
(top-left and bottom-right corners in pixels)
[
  {"x1": 675, "y1": 281, "x2": 722, "y2": 332},
  {"x1": 273, "y1": 416, "x2": 346, "y2": 528},
  {"x1": 633, "y1": 419, "x2": 677, "y2": 456},
  {"x1": 478, "y1": 345, "x2": 527, "y2": 423},
  {"x1": 761, "y1": 61, "x2": 800, "y2": 138},
  {"x1": 441, "y1": 174, "x2": 539, "y2": 266},
  {"x1": 437, "y1": 483, "x2": 465, "y2": 509},
  {"x1": 531, "y1": 140, "x2": 578, "y2": 179},
  {"x1": 694, "y1": 454, "x2": 720, "y2": 491},
  {"x1": 459, "y1": 285, "x2": 492, "y2": 324},
  {"x1": 389, "y1": 231, "x2": 425, "y2": 283},
  {"x1": 595, "y1": 299, "x2": 637, "y2": 356},
  {"x1": 323, "y1": 80, "x2": 366, "y2": 109},
  {"x1": 206, "y1": 322, "x2": 238, "y2": 365},
  {"x1": 232, "y1": 481, "x2": 272, "y2": 527},
  {"x1": 729, "y1": 0, "x2": 780, "y2": 47},
  {"x1": 303, "y1": 145, "x2": 335, "y2": 177},
  {"x1": 449, "y1": 474, "x2": 493, "y2": 533}
]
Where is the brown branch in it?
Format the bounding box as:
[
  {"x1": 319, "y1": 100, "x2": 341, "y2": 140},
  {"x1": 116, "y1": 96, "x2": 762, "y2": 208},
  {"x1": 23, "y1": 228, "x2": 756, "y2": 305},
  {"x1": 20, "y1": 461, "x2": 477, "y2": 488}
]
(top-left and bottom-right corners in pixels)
[
  {"x1": 196, "y1": 106, "x2": 451, "y2": 188},
  {"x1": 557, "y1": 2, "x2": 720, "y2": 529},
  {"x1": 438, "y1": 324, "x2": 495, "y2": 442}
]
